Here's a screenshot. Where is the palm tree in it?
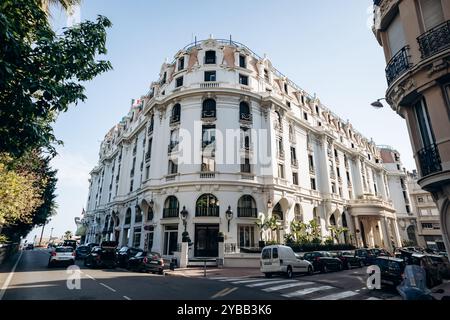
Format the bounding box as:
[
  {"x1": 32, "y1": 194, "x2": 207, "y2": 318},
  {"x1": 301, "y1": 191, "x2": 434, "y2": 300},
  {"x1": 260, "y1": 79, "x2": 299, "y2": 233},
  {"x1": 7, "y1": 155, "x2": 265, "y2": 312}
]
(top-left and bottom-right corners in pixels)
[
  {"x1": 266, "y1": 216, "x2": 280, "y2": 243},
  {"x1": 39, "y1": 0, "x2": 81, "y2": 16},
  {"x1": 64, "y1": 230, "x2": 72, "y2": 240},
  {"x1": 254, "y1": 216, "x2": 268, "y2": 242},
  {"x1": 328, "y1": 225, "x2": 349, "y2": 244}
]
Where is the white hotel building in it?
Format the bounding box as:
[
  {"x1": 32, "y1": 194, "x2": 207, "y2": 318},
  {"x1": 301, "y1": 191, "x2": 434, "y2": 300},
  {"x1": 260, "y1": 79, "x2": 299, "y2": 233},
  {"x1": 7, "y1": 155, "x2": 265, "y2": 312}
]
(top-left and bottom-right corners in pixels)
[{"x1": 84, "y1": 38, "x2": 412, "y2": 263}]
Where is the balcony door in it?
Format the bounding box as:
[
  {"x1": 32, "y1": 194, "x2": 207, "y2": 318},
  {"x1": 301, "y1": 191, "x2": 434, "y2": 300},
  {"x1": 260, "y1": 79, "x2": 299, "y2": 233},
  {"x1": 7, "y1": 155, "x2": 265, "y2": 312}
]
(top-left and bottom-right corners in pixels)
[
  {"x1": 419, "y1": 0, "x2": 444, "y2": 31},
  {"x1": 387, "y1": 14, "x2": 406, "y2": 57},
  {"x1": 194, "y1": 224, "x2": 219, "y2": 257}
]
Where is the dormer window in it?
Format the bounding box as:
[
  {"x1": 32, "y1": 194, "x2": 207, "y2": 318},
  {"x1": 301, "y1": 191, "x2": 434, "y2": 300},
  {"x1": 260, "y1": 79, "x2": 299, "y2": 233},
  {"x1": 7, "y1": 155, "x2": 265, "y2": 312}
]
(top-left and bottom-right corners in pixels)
[
  {"x1": 284, "y1": 83, "x2": 288, "y2": 94},
  {"x1": 176, "y1": 76, "x2": 183, "y2": 88},
  {"x1": 264, "y1": 69, "x2": 269, "y2": 81},
  {"x1": 178, "y1": 57, "x2": 185, "y2": 71},
  {"x1": 162, "y1": 72, "x2": 167, "y2": 84},
  {"x1": 239, "y1": 54, "x2": 246, "y2": 68},
  {"x1": 205, "y1": 50, "x2": 216, "y2": 64}
]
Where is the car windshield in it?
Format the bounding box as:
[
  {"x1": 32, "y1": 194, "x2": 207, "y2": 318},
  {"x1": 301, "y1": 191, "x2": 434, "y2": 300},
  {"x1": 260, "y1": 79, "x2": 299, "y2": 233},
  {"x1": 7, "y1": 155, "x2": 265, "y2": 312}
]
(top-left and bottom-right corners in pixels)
[
  {"x1": 134, "y1": 252, "x2": 144, "y2": 257},
  {"x1": 149, "y1": 252, "x2": 161, "y2": 258},
  {"x1": 119, "y1": 247, "x2": 129, "y2": 253},
  {"x1": 55, "y1": 247, "x2": 73, "y2": 253}
]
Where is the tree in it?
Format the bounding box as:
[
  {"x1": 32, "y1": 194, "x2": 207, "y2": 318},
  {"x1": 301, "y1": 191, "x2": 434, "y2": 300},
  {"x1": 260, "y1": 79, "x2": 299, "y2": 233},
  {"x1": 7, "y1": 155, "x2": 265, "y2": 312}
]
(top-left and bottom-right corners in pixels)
[
  {"x1": 328, "y1": 225, "x2": 349, "y2": 245},
  {"x1": 64, "y1": 230, "x2": 72, "y2": 240},
  {"x1": 266, "y1": 216, "x2": 281, "y2": 243},
  {"x1": 254, "y1": 216, "x2": 268, "y2": 241},
  {"x1": 39, "y1": 0, "x2": 81, "y2": 16},
  {"x1": 0, "y1": 0, "x2": 112, "y2": 157}
]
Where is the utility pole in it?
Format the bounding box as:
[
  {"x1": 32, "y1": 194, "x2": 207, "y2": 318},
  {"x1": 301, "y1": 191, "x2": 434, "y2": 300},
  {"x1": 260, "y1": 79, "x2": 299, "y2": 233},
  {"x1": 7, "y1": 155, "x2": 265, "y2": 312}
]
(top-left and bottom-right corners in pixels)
[{"x1": 38, "y1": 223, "x2": 45, "y2": 247}]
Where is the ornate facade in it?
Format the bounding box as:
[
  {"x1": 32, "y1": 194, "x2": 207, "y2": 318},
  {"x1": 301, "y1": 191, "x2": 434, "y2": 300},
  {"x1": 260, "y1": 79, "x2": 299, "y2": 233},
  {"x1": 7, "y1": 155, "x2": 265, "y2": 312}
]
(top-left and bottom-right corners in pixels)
[{"x1": 84, "y1": 38, "x2": 409, "y2": 261}]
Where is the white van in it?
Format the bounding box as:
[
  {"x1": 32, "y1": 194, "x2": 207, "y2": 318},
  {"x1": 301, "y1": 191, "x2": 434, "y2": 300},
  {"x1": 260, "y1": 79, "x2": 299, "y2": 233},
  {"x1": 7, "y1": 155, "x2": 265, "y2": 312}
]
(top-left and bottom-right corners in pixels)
[{"x1": 260, "y1": 245, "x2": 314, "y2": 278}]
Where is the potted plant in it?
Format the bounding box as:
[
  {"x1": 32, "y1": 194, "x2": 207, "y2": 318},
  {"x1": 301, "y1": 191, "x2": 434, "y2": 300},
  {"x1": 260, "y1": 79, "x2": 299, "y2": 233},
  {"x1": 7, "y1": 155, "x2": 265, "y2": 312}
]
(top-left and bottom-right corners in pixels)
[
  {"x1": 217, "y1": 232, "x2": 224, "y2": 242},
  {"x1": 182, "y1": 231, "x2": 190, "y2": 243}
]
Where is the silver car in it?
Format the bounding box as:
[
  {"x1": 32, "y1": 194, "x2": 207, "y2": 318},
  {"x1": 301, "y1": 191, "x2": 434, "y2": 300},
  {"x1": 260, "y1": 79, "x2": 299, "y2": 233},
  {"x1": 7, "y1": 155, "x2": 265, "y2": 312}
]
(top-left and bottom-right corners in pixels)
[{"x1": 48, "y1": 246, "x2": 75, "y2": 267}]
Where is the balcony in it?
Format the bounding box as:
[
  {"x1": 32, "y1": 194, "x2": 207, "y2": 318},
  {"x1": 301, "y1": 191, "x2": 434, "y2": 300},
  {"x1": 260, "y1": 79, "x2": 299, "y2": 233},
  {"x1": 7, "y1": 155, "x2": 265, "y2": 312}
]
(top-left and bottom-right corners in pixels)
[
  {"x1": 200, "y1": 82, "x2": 220, "y2": 88},
  {"x1": 385, "y1": 46, "x2": 410, "y2": 85},
  {"x1": 163, "y1": 208, "x2": 179, "y2": 218},
  {"x1": 195, "y1": 206, "x2": 220, "y2": 217},
  {"x1": 237, "y1": 207, "x2": 257, "y2": 218},
  {"x1": 168, "y1": 141, "x2": 179, "y2": 154},
  {"x1": 170, "y1": 114, "x2": 180, "y2": 125},
  {"x1": 240, "y1": 163, "x2": 251, "y2": 173},
  {"x1": 202, "y1": 110, "x2": 216, "y2": 120},
  {"x1": 240, "y1": 113, "x2": 253, "y2": 123},
  {"x1": 200, "y1": 172, "x2": 215, "y2": 179},
  {"x1": 418, "y1": 20, "x2": 450, "y2": 59},
  {"x1": 418, "y1": 144, "x2": 442, "y2": 177}
]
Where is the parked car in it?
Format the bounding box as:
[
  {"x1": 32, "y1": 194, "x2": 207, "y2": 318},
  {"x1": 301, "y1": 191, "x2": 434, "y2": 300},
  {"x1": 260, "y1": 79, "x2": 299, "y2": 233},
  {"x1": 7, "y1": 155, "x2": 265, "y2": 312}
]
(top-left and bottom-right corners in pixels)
[
  {"x1": 75, "y1": 245, "x2": 91, "y2": 260},
  {"x1": 84, "y1": 245, "x2": 117, "y2": 269},
  {"x1": 117, "y1": 246, "x2": 144, "y2": 268},
  {"x1": 331, "y1": 251, "x2": 365, "y2": 269},
  {"x1": 86, "y1": 242, "x2": 99, "y2": 250},
  {"x1": 127, "y1": 251, "x2": 165, "y2": 274},
  {"x1": 260, "y1": 245, "x2": 314, "y2": 278},
  {"x1": 303, "y1": 251, "x2": 343, "y2": 273},
  {"x1": 48, "y1": 246, "x2": 75, "y2": 267},
  {"x1": 369, "y1": 248, "x2": 392, "y2": 257},
  {"x1": 354, "y1": 248, "x2": 377, "y2": 265},
  {"x1": 374, "y1": 256, "x2": 406, "y2": 287},
  {"x1": 24, "y1": 243, "x2": 34, "y2": 250},
  {"x1": 63, "y1": 240, "x2": 77, "y2": 250},
  {"x1": 427, "y1": 254, "x2": 450, "y2": 280}
]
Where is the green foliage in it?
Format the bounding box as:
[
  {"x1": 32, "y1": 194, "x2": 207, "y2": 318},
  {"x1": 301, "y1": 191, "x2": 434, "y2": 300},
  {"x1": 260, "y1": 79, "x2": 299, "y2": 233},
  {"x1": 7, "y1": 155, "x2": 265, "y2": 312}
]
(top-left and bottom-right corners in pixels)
[
  {"x1": 64, "y1": 230, "x2": 72, "y2": 240},
  {"x1": 0, "y1": 234, "x2": 9, "y2": 243},
  {"x1": 0, "y1": 0, "x2": 112, "y2": 157},
  {"x1": 328, "y1": 225, "x2": 349, "y2": 244}
]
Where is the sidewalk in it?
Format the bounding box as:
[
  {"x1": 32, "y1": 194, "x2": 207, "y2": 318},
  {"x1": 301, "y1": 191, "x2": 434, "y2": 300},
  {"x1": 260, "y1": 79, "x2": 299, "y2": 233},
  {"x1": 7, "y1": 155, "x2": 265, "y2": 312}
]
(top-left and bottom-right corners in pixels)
[
  {"x1": 431, "y1": 280, "x2": 450, "y2": 300},
  {"x1": 165, "y1": 267, "x2": 262, "y2": 278}
]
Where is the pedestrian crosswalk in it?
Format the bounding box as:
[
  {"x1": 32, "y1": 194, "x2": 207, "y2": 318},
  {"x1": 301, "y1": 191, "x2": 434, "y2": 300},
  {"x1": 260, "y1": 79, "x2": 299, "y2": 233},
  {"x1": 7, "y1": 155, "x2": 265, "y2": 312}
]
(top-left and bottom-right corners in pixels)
[{"x1": 209, "y1": 276, "x2": 383, "y2": 300}]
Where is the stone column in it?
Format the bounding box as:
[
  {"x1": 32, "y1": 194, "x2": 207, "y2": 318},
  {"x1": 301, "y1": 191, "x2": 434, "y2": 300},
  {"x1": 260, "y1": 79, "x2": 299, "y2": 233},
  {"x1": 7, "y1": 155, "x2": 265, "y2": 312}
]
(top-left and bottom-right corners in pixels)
[
  {"x1": 353, "y1": 216, "x2": 361, "y2": 247},
  {"x1": 382, "y1": 217, "x2": 393, "y2": 252},
  {"x1": 218, "y1": 242, "x2": 225, "y2": 268},
  {"x1": 179, "y1": 242, "x2": 188, "y2": 268},
  {"x1": 391, "y1": 217, "x2": 402, "y2": 248}
]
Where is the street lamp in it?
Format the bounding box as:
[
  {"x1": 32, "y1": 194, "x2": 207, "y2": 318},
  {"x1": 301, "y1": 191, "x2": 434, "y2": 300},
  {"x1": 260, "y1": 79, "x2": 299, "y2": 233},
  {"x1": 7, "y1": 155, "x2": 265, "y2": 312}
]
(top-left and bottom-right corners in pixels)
[
  {"x1": 370, "y1": 98, "x2": 386, "y2": 109},
  {"x1": 225, "y1": 206, "x2": 233, "y2": 232},
  {"x1": 180, "y1": 206, "x2": 188, "y2": 232}
]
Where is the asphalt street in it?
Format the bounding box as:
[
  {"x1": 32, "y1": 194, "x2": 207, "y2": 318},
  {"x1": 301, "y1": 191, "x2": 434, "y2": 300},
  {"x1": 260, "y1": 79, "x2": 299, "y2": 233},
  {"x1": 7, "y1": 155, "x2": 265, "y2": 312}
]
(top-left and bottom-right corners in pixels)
[{"x1": 0, "y1": 249, "x2": 400, "y2": 300}]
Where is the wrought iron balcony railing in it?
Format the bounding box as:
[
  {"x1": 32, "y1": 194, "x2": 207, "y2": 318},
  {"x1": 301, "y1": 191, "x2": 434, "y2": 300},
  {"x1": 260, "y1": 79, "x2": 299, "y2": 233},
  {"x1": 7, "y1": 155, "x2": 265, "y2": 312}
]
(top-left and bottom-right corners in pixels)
[
  {"x1": 417, "y1": 143, "x2": 442, "y2": 177},
  {"x1": 240, "y1": 113, "x2": 253, "y2": 123},
  {"x1": 195, "y1": 206, "x2": 220, "y2": 217},
  {"x1": 163, "y1": 207, "x2": 179, "y2": 218},
  {"x1": 385, "y1": 46, "x2": 410, "y2": 85},
  {"x1": 237, "y1": 207, "x2": 257, "y2": 218},
  {"x1": 168, "y1": 141, "x2": 179, "y2": 153},
  {"x1": 418, "y1": 20, "x2": 450, "y2": 59},
  {"x1": 240, "y1": 163, "x2": 251, "y2": 173},
  {"x1": 202, "y1": 110, "x2": 216, "y2": 119},
  {"x1": 170, "y1": 114, "x2": 180, "y2": 124}
]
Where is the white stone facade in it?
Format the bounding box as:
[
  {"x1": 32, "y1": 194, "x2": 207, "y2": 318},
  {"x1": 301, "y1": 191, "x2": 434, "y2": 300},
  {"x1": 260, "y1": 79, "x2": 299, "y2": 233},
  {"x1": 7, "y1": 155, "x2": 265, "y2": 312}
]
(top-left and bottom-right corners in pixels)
[{"x1": 84, "y1": 38, "x2": 408, "y2": 259}]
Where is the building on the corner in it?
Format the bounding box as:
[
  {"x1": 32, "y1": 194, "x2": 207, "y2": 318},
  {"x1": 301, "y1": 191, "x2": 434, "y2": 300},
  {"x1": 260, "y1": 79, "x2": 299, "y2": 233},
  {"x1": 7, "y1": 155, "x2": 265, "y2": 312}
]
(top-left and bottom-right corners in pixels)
[
  {"x1": 372, "y1": 0, "x2": 450, "y2": 257},
  {"x1": 84, "y1": 38, "x2": 410, "y2": 263}
]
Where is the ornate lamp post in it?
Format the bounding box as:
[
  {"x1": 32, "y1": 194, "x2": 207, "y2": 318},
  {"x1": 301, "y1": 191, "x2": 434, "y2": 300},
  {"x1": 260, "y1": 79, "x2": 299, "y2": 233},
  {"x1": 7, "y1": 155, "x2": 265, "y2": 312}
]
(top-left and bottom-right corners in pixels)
[{"x1": 225, "y1": 206, "x2": 233, "y2": 232}]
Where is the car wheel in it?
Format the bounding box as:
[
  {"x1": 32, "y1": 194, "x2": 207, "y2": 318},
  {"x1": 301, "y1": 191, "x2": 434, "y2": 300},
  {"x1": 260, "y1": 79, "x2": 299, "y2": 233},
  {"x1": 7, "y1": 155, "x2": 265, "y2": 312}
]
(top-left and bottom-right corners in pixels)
[
  {"x1": 307, "y1": 266, "x2": 314, "y2": 276},
  {"x1": 286, "y1": 266, "x2": 293, "y2": 279},
  {"x1": 264, "y1": 273, "x2": 272, "y2": 278},
  {"x1": 322, "y1": 265, "x2": 328, "y2": 273}
]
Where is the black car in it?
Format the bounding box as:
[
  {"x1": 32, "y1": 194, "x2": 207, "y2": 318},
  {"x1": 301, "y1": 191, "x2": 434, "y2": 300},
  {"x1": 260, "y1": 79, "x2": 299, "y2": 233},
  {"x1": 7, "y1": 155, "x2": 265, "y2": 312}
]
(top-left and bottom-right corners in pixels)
[
  {"x1": 63, "y1": 240, "x2": 77, "y2": 250},
  {"x1": 407, "y1": 253, "x2": 442, "y2": 288},
  {"x1": 75, "y1": 245, "x2": 91, "y2": 260},
  {"x1": 375, "y1": 256, "x2": 406, "y2": 287},
  {"x1": 303, "y1": 251, "x2": 343, "y2": 273},
  {"x1": 331, "y1": 251, "x2": 365, "y2": 269},
  {"x1": 84, "y1": 245, "x2": 117, "y2": 268},
  {"x1": 354, "y1": 248, "x2": 377, "y2": 265},
  {"x1": 369, "y1": 248, "x2": 392, "y2": 257},
  {"x1": 117, "y1": 246, "x2": 144, "y2": 268},
  {"x1": 127, "y1": 251, "x2": 165, "y2": 274}
]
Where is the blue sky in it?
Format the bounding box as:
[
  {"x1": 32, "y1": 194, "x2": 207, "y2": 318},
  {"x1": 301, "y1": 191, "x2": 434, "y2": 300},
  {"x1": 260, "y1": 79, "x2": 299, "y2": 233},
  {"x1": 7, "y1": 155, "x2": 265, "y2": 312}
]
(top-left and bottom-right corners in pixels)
[{"x1": 27, "y1": 0, "x2": 415, "y2": 241}]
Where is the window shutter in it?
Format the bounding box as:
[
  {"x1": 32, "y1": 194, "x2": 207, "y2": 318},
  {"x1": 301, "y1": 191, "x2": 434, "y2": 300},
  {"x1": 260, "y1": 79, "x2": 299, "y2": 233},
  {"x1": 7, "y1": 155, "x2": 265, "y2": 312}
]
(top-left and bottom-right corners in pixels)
[
  {"x1": 387, "y1": 14, "x2": 406, "y2": 57},
  {"x1": 420, "y1": 0, "x2": 444, "y2": 31}
]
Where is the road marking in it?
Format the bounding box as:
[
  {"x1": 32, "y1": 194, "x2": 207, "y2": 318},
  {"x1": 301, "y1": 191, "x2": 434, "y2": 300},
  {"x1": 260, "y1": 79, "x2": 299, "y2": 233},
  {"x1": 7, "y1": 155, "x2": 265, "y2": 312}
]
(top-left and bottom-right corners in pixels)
[
  {"x1": 263, "y1": 281, "x2": 314, "y2": 292},
  {"x1": 0, "y1": 250, "x2": 23, "y2": 300},
  {"x1": 247, "y1": 279, "x2": 296, "y2": 287},
  {"x1": 123, "y1": 295, "x2": 132, "y2": 300},
  {"x1": 211, "y1": 287, "x2": 238, "y2": 298},
  {"x1": 82, "y1": 272, "x2": 96, "y2": 281},
  {"x1": 314, "y1": 291, "x2": 358, "y2": 300},
  {"x1": 366, "y1": 297, "x2": 382, "y2": 300},
  {"x1": 219, "y1": 277, "x2": 251, "y2": 282},
  {"x1": 99, "y1": 283, "x2": 116, "y2": 292},
  {"x1": 282, "y1": 285, "x2": 334, "y2": 298},
  {"x1": 232, "y1": 278, "x2": 275, "y2": 284}
]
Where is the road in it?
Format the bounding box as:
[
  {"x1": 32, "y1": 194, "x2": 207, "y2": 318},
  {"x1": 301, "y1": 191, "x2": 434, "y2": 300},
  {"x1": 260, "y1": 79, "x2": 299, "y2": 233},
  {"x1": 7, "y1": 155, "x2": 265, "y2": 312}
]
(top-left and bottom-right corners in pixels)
[{"x1": 0, "y1": 249, "x2": 400, "y2": 300}]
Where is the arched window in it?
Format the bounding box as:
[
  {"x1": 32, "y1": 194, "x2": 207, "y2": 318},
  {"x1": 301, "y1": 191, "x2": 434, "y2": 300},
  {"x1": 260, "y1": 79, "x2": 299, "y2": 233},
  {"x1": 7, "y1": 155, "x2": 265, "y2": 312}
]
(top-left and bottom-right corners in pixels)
[
  {"x1": 294, "y1": 204, "x2": 302, "y2": 221},
  {"x1": 163, "y1": 196, "x2": 179, "y2": 218},
  {"x1": 125, "y1": 208, "x2": 132, "y2": 225},
  {"x1": 342, "y1": 213, "x2": 349, "y2": 244},
  {"x1": 205, "y1": 50, "x2": 216, "y2": 64},
  {"x1": 196, "y1": 194, "x2": 219, "y2": 217},
  {"x1": 239, "y1": 101, "x2": 252, "y2": 122},
  {"x1": 272, "y1": 203, "x2": 283, "y2": 220},
  {"x1": 202, "y1": 99, "x2": 216, "y2": 119},
  {"x1": 329, "y1": 214, "x2": 336, "y2": 226},
  {"x1": 135, "y1": 206, "x2": 142, "y2": 223},
  {"x1": 238, "y1": 195, "x2": 257, "y2": 218},
  {"x1": 170, "y1": 104, "x2": 181, "y2": 124},
  {"x1": 147, "y1": 207, "x2": 154, "y2": 221}
]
